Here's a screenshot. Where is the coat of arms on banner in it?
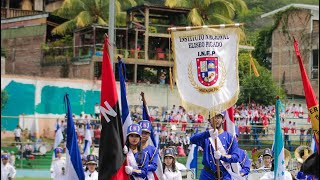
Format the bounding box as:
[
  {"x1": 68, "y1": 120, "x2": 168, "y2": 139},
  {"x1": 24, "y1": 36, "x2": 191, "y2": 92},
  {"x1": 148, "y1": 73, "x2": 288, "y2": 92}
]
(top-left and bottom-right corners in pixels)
[
  {"x1": 196, "y1": 57, "x2": 219, "y2": 86},
  {"x1": 189, "y1": 57, "x2": 226, "y2": 93}
]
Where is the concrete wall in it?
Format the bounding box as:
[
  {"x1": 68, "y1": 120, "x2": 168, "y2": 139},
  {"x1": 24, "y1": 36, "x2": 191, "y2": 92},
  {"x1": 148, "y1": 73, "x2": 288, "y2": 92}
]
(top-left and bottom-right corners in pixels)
[
  {"x1": 1, "y1": 75, "x2": 182, "y2": 131},
  {"x1": 271, "y1": 9, "x2": 319, "y2": 98}
]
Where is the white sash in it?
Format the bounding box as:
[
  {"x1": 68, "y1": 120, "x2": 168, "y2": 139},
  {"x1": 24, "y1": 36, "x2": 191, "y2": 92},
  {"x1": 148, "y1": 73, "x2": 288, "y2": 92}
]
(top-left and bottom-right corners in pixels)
[
  {"x1": 209, "y1": 137, "x2": 245, "y2": 180},
  {"x1": 127, "y1": 150, "x2": 145, "y2": 180}
]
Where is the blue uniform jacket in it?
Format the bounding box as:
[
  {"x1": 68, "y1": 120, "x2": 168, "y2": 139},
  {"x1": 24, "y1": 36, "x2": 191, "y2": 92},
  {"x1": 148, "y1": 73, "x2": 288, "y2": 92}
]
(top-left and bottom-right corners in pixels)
[
  {"x1": 190, "y1": 131, "x2": 239, "y2": 180},
  {"x1": 131, "y1": 151, "x2": 149, "y2": 179},
  {"x1": 238, "y1": 148, "x2": 251, "y2": 176},
  {"x1": 142, "y1": 145, "x2": 159, "y2": 173}
]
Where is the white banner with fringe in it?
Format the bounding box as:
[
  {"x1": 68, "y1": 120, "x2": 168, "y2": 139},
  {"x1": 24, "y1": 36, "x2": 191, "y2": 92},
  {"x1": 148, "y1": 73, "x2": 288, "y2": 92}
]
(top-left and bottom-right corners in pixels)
[{"x1": 171, "y1": 27, "x2": 240, "y2": 115}]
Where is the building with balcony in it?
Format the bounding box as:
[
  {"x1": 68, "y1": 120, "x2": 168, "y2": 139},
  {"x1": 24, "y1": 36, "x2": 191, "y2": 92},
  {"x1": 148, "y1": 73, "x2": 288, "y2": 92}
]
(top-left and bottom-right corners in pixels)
[{"x1": 261, "y1": 4, "x2": 319, "y2": 98}]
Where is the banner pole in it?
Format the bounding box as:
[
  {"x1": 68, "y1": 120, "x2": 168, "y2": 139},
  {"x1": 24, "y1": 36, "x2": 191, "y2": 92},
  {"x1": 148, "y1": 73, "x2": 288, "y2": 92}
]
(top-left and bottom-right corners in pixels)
[
  {"x1": 210, "y1": 112, "x2": 221, "y2": 179},
  {"x1": 167, "y1": 23, "x2": 244, "y2": 31}
]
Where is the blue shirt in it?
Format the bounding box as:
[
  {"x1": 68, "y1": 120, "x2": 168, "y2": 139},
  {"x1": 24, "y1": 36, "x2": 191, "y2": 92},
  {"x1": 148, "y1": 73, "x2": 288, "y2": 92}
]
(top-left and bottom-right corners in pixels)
[
  {"x1": 190, "y1": 131, "x2": 239, "y2": 179},
  {"x1": 238, "y1": 148, "x2": 251, "y2": 176},
  {"x1": 131, "y1": 151, "x2": 149, "y2": 179},
  {"x1": 142, "y1": 145, "x2": 159, "y2": 173}
]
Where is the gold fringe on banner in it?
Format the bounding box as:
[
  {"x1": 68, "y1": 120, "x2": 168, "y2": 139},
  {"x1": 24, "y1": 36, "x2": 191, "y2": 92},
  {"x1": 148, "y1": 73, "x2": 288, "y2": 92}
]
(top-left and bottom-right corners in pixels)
[
  {"x1": 169, "y1": 67, "x2": 173, "y2": 91},
  {"x1": 249, "y1": 52, "x2": 260, "y2": 77}
]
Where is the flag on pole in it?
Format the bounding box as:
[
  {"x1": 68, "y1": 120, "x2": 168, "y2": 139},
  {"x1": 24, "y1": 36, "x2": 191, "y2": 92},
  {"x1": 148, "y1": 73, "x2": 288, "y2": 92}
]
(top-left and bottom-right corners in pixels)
[
  {"x1": 118, "y1": 59, "x2": 133, "y2": 143},
  {"x1": 249, "y1": 52, "x2": 260, "y2": 77},
  {"x1": 186, "y1": 128, "x2": 198, "y2": 177},
  {"x1": 98, "y1": 37, "x2": 128, "y2": 180},
  {"x1": 64, "y1": 94, "x2": 85, "y2": 180},
  {"x1": 293, "y1": 39, "x2": 319, "y2": 153},
  {"x1": 52, "y1": 121, "x2": 63, "y2": 159},
  {"x1": 83, "y1": 122, "x2": 92, "y2": 156},
  {"x1": 274, "y1": 98, "x2": 285, "y2": 180},
  {"x1": 141, "y1": 94, "x2": 163, "y2": 179},
  {"x1": 224, "y1": 106, "x2": 236, "y2": 135}
]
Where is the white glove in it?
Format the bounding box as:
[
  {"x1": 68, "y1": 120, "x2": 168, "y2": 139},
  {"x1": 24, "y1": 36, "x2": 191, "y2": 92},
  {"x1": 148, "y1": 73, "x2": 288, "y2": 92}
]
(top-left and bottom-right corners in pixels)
[
  {"x1": 209, "y1": 129, "x2": 218, "y2": 139},
  {"x1": 214, "y1": 150, "x2": 222, "y2": 159},
  {"x1": 125, "y1": 166, "x2": 133, "y2": 175},
  {"x1": 123, "y1": 145, "x2": 128, "y2": 155}
]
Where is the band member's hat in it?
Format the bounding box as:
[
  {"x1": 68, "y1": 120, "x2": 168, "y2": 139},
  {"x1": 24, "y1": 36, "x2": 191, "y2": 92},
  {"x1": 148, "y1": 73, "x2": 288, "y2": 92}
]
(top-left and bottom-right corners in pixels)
[
  {"x1": 86, "y1": 154, "x2": 98, "y2": 165},
  {"x1": 263, "y1": 148, "x2": 273, "y2": 157},
  {"x1": 138, "y1": 120, "x2": 152, "y2": 133},
  {"x1": 164, "y1": 148, "x2": 175, "y2": 158},
  {"x1": 127, "y1": 123, "x2": 142, "y2": 137}
]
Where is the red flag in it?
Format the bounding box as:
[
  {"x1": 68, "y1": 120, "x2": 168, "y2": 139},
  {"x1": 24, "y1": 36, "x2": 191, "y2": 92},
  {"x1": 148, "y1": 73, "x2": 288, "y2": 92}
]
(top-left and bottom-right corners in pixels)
[
  {"x1": 293, "y1": 39, "x2": 319, "y2": 153},
  {"x1": 224, "y1": 107, "x2": 236, "y2": 135},
  {"x1": 98, "y1": 37, "x2": 128, "y2": 179}
]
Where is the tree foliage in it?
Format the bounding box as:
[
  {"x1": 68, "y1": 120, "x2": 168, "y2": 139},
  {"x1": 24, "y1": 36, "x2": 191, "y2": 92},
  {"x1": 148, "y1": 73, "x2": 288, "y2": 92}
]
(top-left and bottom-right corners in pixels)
[
  {"x1": 52, "y1": 0, "x2": 137, "y2": 35},
  {"x1": 238, "y1": 51, "x2": 286, "y2": 105},
  {"x1": 1, "y1": 90, "x2": 8, "y2": 110}
]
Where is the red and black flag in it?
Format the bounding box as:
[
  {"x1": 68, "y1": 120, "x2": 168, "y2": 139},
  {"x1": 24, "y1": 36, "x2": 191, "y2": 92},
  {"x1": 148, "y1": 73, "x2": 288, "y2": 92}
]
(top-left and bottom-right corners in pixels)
[{"x1": 98, "y1": 36, "x2": 128, "y2": 180}]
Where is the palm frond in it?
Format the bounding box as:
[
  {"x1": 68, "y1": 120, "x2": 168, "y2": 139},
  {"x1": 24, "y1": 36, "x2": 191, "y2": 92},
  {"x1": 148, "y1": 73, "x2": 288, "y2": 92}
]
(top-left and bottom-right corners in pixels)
[
  {"x1": 76, "y1": 11, "x2": 93, "y2": 27},
  {"x1": 209, "y1": 0, "x2": 235, "y2": 19},
  {"x1": 227, "y1": 0, "x2": 248, "y2": 13},
  {"x1": 116, "y1": 12, "x2": 127, "y2": 26},
  {"x1": 97, "y1": 16, "x2": 108, "y2": 26},
  {"x1": 188, "y1": 8, "x2": 204, "y2": 26},
  {"x1": 115, "y1": 1, "x2": 121, "y2": 13},
  {"x1": 52, "y1": 19, "x2": 77, "y2": 35},
  {"x1": 207, "y1": 13, "x2": 234, "y2": 24},
  {"x1": 165, "y1": 0, "x2": 180, "y2": 8},
  {"x1": 56, "y1": 0, "x2": 86, "y2": 19}
]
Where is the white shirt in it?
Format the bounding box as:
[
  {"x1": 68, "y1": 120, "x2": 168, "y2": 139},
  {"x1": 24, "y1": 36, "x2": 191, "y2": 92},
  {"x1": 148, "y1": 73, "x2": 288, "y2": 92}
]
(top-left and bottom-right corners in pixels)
[
  {"x1": 260, "y1": 171, "x2": 292, "y2": 180},
  {"x1": 85, "y1": 170, "x2": 98, "y2": 180},
  {"x1": 163, "y1": 167, "x2": 182, "y2": 180},
  {"x1": 1, "y1": 163, "x2": 16, "y2": 180},
  {"x1": 175, "y1": 161, "x2": 187, "y2": 171},
  {"x1": 50, "y1": 158, "x2": 66, "y2": 180},
  {"x1": 94, "y1": 105, "x2": 100, "y2": 114},
  {"x1": 13, "y1": 128, "x2": 21, "y2": 137}
]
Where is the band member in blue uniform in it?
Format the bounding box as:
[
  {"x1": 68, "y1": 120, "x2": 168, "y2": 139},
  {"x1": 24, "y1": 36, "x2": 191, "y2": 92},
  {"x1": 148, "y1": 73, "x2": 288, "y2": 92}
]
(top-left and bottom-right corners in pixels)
[
  {"x1": 124, "y1": 123, "x2": 149, "y2": 180},
  {"x1": 190, "y1": 112, "x2": 240, "y2": 180},
  {"x1": 138, "y1": 120, "x2": 159, "y2": 179},
  {"x1": 235, "y1": 128, "x2": 251, "y2": 177}
]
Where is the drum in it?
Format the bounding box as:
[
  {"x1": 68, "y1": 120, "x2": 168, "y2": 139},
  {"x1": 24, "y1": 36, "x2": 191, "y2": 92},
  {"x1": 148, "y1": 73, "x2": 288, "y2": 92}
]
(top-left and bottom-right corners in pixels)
[{"x1": 38, "y1": 145, "x2": 47, "y2": 154}]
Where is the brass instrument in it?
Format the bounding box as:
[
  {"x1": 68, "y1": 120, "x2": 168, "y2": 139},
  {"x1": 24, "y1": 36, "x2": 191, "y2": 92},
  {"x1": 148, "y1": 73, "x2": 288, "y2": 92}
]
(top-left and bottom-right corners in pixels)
[
  {"x1": 294, "y1": 145, "x2": 313, "y2": 164},
  {"x1": 284, "y1": 148, "x2": 291, "y2": 167}
]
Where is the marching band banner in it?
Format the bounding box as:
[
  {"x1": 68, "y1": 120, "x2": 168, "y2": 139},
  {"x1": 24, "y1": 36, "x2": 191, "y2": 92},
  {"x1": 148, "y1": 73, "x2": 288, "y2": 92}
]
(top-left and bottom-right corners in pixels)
[{"x1": 171, "y1": 27, "x2": 241, "y2": 115}]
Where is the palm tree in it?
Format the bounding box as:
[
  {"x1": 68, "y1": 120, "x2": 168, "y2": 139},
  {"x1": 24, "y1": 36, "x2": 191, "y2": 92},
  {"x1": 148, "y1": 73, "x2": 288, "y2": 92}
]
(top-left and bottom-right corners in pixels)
[
  {"x1": 164, "y1": 0, "x2": 247, "y2": 26},
  {"x1": 52, "y1": 0, "x2": 137, "y2": 35}
]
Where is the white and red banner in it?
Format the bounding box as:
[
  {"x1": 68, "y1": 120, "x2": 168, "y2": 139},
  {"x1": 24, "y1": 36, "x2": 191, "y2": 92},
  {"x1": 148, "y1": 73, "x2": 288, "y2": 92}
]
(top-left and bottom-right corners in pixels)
[{"x1": 171, "y1": 27, "x2": 241, "y2": 115}]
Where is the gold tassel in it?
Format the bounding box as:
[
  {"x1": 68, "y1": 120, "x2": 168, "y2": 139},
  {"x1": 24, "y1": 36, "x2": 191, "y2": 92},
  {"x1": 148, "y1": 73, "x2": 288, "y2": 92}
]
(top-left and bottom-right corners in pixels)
[
  {"x1": 250, "y1": 53, "x2": 260, "y2": 77},
  {"x1": 169, "y1": 67, "x2": 173, "y2": 91}
]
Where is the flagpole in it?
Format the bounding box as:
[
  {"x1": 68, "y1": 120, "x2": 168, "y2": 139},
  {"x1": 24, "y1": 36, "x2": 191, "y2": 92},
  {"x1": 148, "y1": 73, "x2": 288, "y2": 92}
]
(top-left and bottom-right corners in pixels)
[
  {"x1": 209, "y1": 112, "x2": 221, "y2": 179},
  {"x1": 108, "y1": 0, "x2": 115, "y2": 70}
]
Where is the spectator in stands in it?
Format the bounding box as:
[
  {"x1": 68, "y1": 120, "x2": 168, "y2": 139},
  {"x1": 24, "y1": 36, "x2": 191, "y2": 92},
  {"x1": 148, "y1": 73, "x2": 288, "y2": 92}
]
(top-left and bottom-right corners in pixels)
[
  {"x1": 94, "y1": 103, "x2": 100, "y2": 120},
  {"x1": 306, "y1": 128, "x2": 312, "y2": 146},
  {"x1": 78, "y1": 125, "x2": 85, "y2": 144},
  {"x1": 298, "y1": 104, "x2": 304, "y2": 118},
  {"x1": 159, "y1": 72, "x2": 166, "y2": 85},
  {"x1": 300, "y1": 127, "x2": 305, "y2": 145},
  {"x1": 23, "y1": 143, "x2": 33, "y2": 158},
  {"x1": 291, "y1": 122, "x2": 296, "y2": 135},
  {"x1": 283, "y1": 123, "x2": 291, "y2": 149},
  {"x1": 93, "y1": 125, "x2": 101, "y2": 145},
  {"x1": 13, "y1": 125, "x2": 22, "y2": 143}
]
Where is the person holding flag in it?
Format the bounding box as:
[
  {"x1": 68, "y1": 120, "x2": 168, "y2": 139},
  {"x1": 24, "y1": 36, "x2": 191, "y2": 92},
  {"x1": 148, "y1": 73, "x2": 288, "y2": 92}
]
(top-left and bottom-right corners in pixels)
[
  {"x1": 190, "y1": 112, "x2": 241, "y2": 180},
  {"x1": 162, "y1": 148, "x2": 182, "y2": 180},
  {"x1": 138, "y1": 120, "x2": 160, "y2": 179},
  {"x1": 123, "y1": 123, "x2": 149, "y2": 179}
]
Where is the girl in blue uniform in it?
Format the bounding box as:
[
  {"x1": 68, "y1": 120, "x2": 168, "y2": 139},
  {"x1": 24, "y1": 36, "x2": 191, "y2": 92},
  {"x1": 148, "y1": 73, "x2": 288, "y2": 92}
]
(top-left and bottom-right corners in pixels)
[{"x1": 124, "y1": 123, "x2": 149, "y2": 180}]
